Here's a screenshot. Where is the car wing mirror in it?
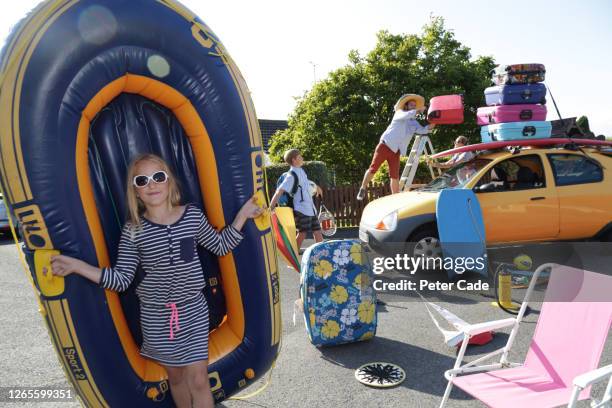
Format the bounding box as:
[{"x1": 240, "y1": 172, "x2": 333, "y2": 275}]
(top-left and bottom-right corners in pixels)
[{"x1": 474, "y1": 183, "x2": 496, "y2": 193}]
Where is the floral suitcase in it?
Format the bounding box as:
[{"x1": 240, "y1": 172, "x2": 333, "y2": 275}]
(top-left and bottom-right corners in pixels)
[
  {"x1": 476, "y1": 104, "x2": 547, "y2": 125},
  {"x1": 492, "y1": 63, "x2": 546, "y2": 85},
  {"x1": 427, "y1": 94, "x2": 464, "y2": 124},
  {"x1": 300, "y1": 240, "x2": 377, "y2": 347},
  {"x1": 484, "y1": 83, "x2": 546, "y2": 106},
  {"x1": 481, "y1": 121, "x2": 552, "y2": 143}
]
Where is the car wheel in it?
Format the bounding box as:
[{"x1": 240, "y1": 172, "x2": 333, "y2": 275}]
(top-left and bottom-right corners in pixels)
[{"x1": 407, "y1": 226, "x2": 442, "y2": 259}]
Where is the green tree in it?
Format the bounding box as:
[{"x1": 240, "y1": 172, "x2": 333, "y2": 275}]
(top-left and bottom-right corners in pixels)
[
  {"x1": 269, "y1": 16, "x2": 495, "y2": 184},
  {"x1": 576, "y1": 115, "x2": 596, "y2": 138},
  {"x1": 576, "y1": 116, "x2": 591, "y2": 133}
]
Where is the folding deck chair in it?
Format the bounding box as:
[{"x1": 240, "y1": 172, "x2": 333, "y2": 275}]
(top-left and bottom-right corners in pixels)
[{"x1": 440, "y1": 263, "x2": 612, "y2": 408}]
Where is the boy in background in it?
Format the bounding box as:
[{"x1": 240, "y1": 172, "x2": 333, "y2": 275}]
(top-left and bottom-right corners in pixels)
[{"x1": 270, "y1": 149, "x2": 323, "y2": 249}]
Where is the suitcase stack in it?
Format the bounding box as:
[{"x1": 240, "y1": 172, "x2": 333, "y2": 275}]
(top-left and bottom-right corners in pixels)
[{"x1": 478, "y1": 64, "x2": 551, "y2": 142}]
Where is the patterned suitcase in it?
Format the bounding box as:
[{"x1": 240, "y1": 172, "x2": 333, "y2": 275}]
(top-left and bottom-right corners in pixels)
[
  {"x1": 481, "y1": 121, "x2": 552, "y2": 143},
  {"x1": 427, "y1": 94, "x2": 464, "y2": 124},
  {"x1": 477, "y1": 104, "x2": 547, "y2": 125},
  {"x1": 492, "y1": 63, "x2": 546, "y2": 85},
  {"x1": 485, "y1": 83, "x2": 546, "y2": 106},
  {"x1": 300, "y1": 240, "x2": 377, "y2": 347}
]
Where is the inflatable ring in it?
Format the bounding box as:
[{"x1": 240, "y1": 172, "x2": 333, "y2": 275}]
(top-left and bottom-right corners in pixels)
[{"x1": 0, "y1": 0, "x2": 280, "y2": 405}]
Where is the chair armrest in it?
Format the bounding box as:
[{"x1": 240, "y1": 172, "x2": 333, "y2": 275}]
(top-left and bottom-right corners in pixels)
[
  {"x1": 463, "y1": 318, "x2": 516, "y2": 336},
  {"x1": 573, "y1": 364, "x2": 612, "y2": 389}
]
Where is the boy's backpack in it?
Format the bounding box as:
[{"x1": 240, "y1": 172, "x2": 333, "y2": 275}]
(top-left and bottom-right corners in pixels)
[{"x1": 276, "y1": 170, "x2": 300, "y2": 207}]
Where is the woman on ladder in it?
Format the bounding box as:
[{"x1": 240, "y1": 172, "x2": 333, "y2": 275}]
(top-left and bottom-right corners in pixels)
[{"x1": 357, "y1": 94, "x2": 435, "y2": 200}]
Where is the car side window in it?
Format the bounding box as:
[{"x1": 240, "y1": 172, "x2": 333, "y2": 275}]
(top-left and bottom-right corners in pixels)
[
  {"x1": 547, "y1": 154, "x2": 603, "y2": 186},
  {"x1": 475, "y1": 154, "x2": 545, "y2": 192}
]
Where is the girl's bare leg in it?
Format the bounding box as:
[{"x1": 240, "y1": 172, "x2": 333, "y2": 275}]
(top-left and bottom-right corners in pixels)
[
  {"x1": 164, "y1": 365, "x2": 191, "y2": 408},
  {"x1": 185, "y1": 360, "x2": 214, "y2": 408}
]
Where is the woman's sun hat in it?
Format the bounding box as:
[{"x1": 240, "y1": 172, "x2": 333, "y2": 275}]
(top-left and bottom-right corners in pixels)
[{"x1": 394, "y1": 94, "x2": 425, "y2": 111}]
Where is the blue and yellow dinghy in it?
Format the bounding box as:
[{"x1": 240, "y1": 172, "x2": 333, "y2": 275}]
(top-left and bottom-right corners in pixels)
[{"x1": 0, "y1": 0, "x2": 280, "y2": 405}]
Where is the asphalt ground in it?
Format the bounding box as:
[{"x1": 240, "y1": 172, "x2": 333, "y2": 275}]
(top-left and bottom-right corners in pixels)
[{"x1": 0, "y1": 233, "x2": 610, "y2": 408}]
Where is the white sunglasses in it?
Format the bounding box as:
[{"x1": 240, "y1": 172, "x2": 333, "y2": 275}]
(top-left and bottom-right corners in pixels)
[{"x1": 133, "y1": 171, "x2": 169, "y2": 188}]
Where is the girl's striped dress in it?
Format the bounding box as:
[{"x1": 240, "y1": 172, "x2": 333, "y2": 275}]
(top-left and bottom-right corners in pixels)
[{"x1": 99, "y1": 204, "x2": 243, "y2": 366}]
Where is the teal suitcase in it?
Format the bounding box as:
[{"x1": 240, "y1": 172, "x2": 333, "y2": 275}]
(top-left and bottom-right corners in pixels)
[{"x1": 481, "y1": 121, "x2": 552, "y2": 143}]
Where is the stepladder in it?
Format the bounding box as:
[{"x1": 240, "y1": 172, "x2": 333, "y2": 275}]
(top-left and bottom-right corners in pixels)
[{"x1": 399, "y1": 135, "x2": 441, "y2": 191}]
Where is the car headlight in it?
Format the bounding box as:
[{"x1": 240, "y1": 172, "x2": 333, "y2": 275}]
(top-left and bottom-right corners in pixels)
[{"x1": 375, "y1": 211, "x2": 398, "y2": 231}]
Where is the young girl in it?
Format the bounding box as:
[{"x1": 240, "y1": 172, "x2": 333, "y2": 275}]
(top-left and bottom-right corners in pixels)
[{"x1": 47, "y1": 154, "x2": 263, "y2": 408}]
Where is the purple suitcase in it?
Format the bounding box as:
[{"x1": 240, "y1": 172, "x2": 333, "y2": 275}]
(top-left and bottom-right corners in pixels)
[
  {"x1": 477, "y1": 104, "x2": 547, "y2": 125},
  {"x1": 484, "y1": 83, "x2": 547, "y2": 106}
]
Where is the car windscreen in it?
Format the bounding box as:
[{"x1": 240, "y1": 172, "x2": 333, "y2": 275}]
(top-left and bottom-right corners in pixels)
[{"x1": 420, "y1": 158, "x2": 492, "y2": 191}]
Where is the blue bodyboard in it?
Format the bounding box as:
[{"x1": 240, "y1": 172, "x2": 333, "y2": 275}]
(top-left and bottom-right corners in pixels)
[
  {"x1": 436, "y1": 189, "x2": 488, "y2": 278},
  {"x1": 300, "y1": 240, "x2": 377, "y2": 347}
]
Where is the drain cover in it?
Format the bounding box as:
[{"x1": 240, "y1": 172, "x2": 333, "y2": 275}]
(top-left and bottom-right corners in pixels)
[{"x1": 355, "y1": 362, "x2": 406, "y2": 388}]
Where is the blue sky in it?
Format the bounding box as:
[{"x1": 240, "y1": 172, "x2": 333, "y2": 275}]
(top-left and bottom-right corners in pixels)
[
  {"x1": 2, "y1": 0, "x2": 611, "y2": 135},
  {"x1": 186, "y1": 0, "x2": 612, "y2": 136}
]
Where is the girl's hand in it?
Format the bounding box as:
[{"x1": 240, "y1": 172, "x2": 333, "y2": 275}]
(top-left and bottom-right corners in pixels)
[
  {"x1": 46, "y1": 255, "x2": 82, "y2": 277},
  {"x1": 239, "y1": 196, "x2": 265, "y2": 219},
  {"x1": 232, "y1": 196, "x2": 265, "y2": 231}
]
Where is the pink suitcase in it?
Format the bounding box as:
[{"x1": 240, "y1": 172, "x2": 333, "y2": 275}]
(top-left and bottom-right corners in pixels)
[
  {"x1": 428, "y1": 95, "x2": 464, "y2": 124},
  {"x1": 476, "y1": 104, "x2": 547, "y2": 125}
]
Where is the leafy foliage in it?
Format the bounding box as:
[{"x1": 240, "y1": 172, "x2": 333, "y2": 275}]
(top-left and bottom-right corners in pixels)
[
  {"x1": 269, "y1": 17, "x2": 496, "y2": 184},
  {"x1": 576, "y1": 116, "x2": 591, "y2": 134},
  {"x1": 576, "y1": 115, "x2": 597, "y2": 138}
]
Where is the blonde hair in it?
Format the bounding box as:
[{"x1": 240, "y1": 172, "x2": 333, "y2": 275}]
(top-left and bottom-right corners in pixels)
[
  {"x1": 125, "y1": 154, "x2": 181, "y2": 229},
  {"x1": 283, "y1": 149, "x2": 300, "y2": 165}
]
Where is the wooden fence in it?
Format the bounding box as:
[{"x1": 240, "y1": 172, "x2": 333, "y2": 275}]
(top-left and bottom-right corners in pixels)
[{"x1": 315, "y1": 183, "x2": 391, "y2": 228}]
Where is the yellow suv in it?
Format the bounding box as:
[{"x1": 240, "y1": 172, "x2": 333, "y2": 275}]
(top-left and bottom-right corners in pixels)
[{"x1": 359, "y1": 147, "x2": 612, "y2": 256}]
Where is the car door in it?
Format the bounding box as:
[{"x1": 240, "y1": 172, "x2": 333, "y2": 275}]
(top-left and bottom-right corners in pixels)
[
  {"x1": 473, "y1": 153, "x2": 560, "y2": 243},
  {"x1": 547, "y1": 153, "x2": 610, "y2": 239}
]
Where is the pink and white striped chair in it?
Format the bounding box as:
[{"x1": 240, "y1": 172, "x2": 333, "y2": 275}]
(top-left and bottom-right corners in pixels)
[{"x1": 440, "y1": 263, "x2": 612, "y2": 408}]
